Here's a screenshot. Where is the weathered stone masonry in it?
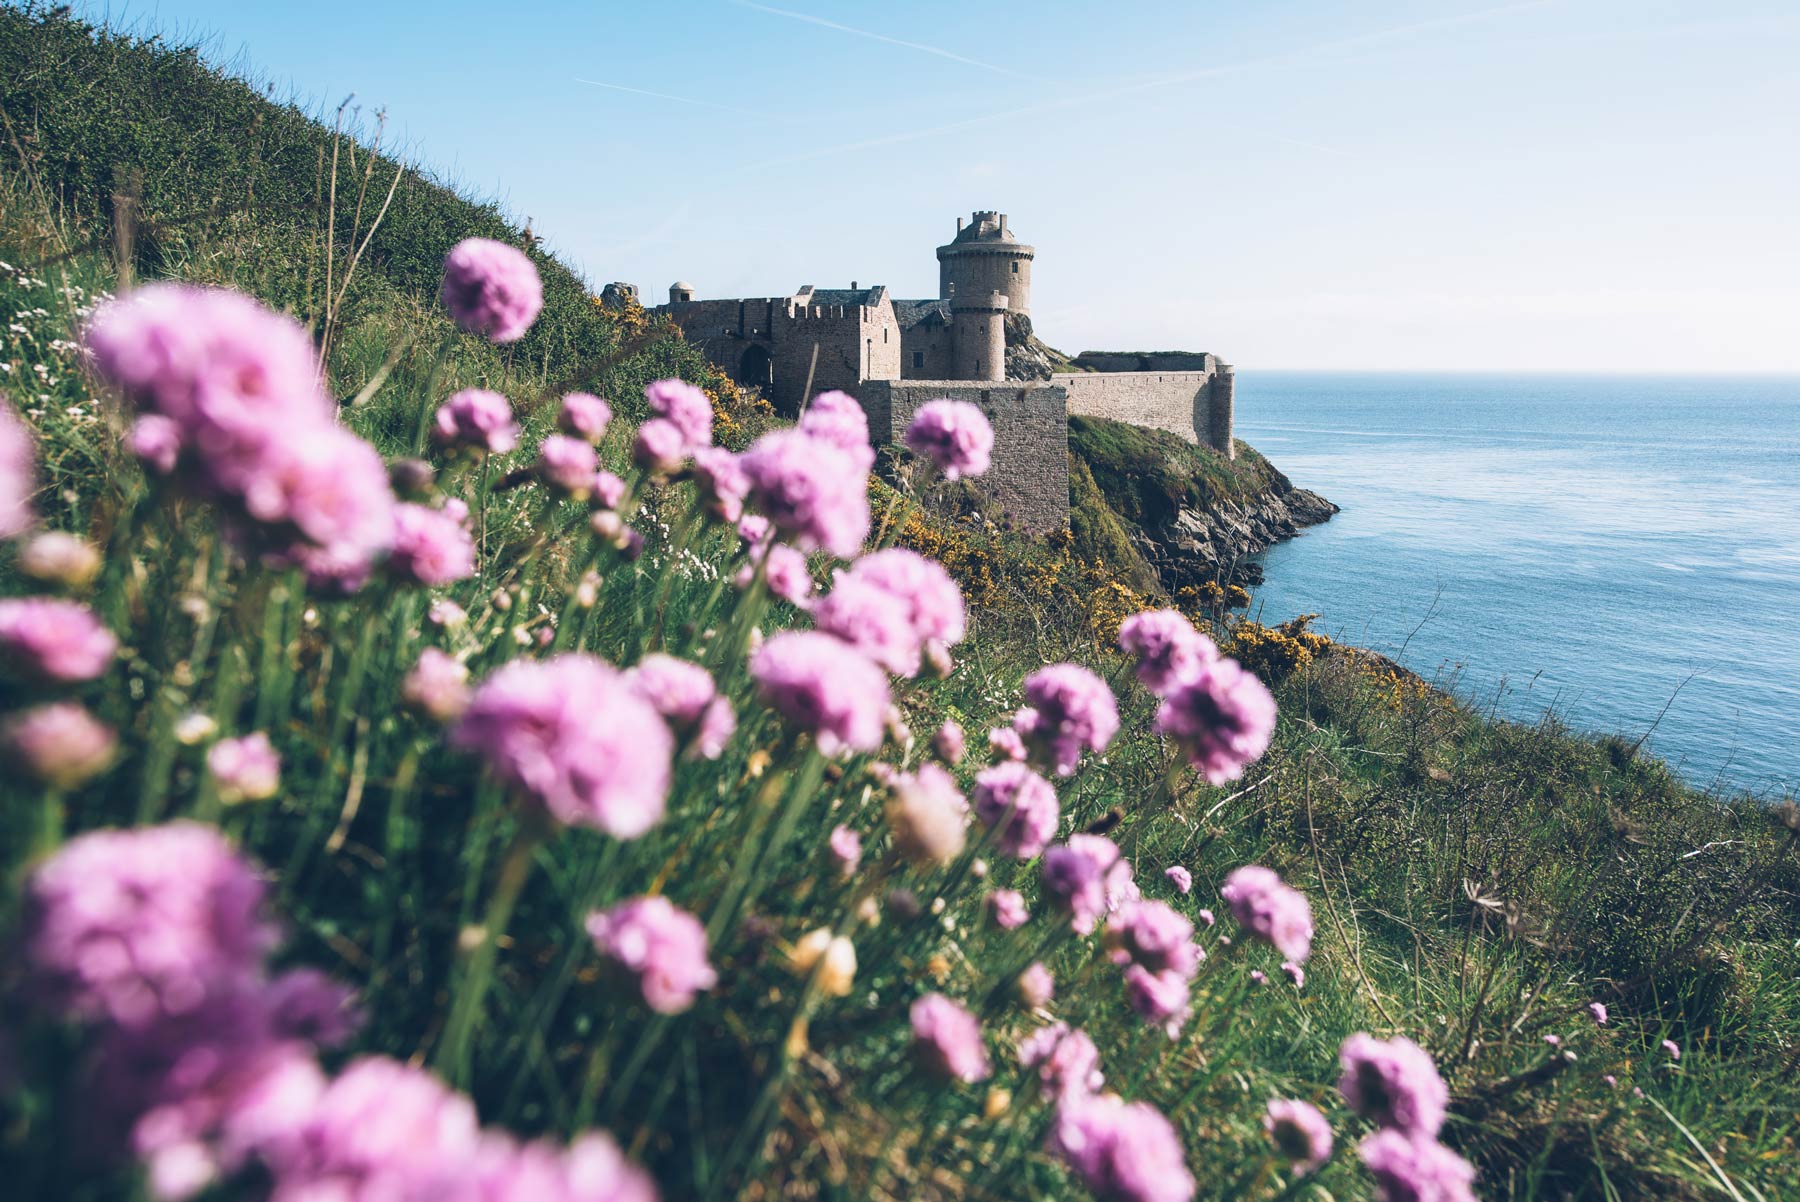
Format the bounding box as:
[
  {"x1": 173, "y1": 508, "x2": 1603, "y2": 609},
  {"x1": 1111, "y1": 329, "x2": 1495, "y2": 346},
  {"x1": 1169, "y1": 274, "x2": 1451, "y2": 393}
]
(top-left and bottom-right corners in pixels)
[{"x1": 636, "y1": 211, "x2": 1235, "y2": 534}]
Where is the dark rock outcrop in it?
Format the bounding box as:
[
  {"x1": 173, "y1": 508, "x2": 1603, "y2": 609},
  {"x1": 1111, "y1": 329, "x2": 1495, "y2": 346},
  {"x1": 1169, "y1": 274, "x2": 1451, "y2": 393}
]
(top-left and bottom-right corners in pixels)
[{"x1": 1130, "y1": 482, "x2": 1337, "y2": 590}]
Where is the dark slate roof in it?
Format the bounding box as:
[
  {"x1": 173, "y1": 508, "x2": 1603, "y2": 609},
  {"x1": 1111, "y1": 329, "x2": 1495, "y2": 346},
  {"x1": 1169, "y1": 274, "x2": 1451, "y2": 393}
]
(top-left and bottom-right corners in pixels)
[
  {"x1": 892, "y1": 298, "x2": 949, "y2": 330},
  {"x1": 804, "y1": 286, "x2": 887, "y2": 308}
]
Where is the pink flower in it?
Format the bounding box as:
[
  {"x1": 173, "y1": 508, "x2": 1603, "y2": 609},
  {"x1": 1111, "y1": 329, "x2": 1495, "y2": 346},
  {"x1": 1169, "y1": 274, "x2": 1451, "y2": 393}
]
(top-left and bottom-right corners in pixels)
[
  {"x1": 22, "y1": 823, "x2": 278, "y2": 1028},
  {"x1": 645, "y1": 378, "x2": 713, "y2": 453},
  {"x1": 1018, "y1": 961, "x2": 1056, "y2": 1008},
  {"x1": 1018, "y1": 1023, "x2": 1101, "y2": 1100},
  {"x1": 1164, "y1": 865, "x2": 1193, "y2": 895},
  {"x1": 633, "y1": 417, "x2": 687, "y2": 473},
  {"x1": 988, "y1": 725, "x2": 1026, "y2": 761},
  {"x1": 593, "y1": 470, "x2": 628, "y2": 511},
  {"x1": 692, "y1": 447, "x2": 749, "y2": 522},
  {"x1": 910, "y1": 992, "x2": 990, "y2": 1082},
  {"x1": 1588, "y1": 1002, "x2": 1609, "y2": 1025},
  {"x1": 904, "y1": 398, "x2": 993, "y2": 481},
  {"x1": 1358, "y1": 1131, "x2": 1477, "y2": 1202},
  {"x1": 1281, "y1": 960, "x2": 1305, "y2": 989},
  {"x1": 933, "y1": 720, "x2": 966, "y2": 765},
  {"x1": 1250, "y1": 970, "x2": 1267, "y2": 985},
  {"x1": 389, "y1": 502, "x2": 476, "y2": 586},
  {"x1": 1219, "y1": 865, "x2": 1314, "y2": 962},
  {"x1": 1118, "y1": 609, "x2": 1217, "y2": 695},
  {"x1": 694, "y1": 696, "x2": 736, "y2": 761},
  {"x1": 1661, "y1": 1038, "x2": 1681, "y2": 1060},
  {"x1": 838, "y1": 548, "x2": 965, "y2": 658},
  {"x1": 813, "y1": 571, "x2": 919, "y2": 675},
  {"x1": 740, "y1": 541, "x2": 814, "y2": 608},
  {"x1": 1108, "y1": 902, "x2": 1200, "y2": 978},
  {"x1": 1043, "y1": 835, "x2": 1135, "y2": 935},
  {"x1": 19, "y1": 532, "x2": 102, "y2": 589},
  {"x1": 432, "y1": 388, "x2": 519, "y2": 454},
  {"x1": 799, "y1": 391, "x2": 876, "y2": 472},
  {"x1": 988, "y1": 889, "x2": 1029, "y2": 930},
  {"x1": 1155, "y1": 657, "x2": 1277, "y2": 785},
  {"x1": 1197, "y1": 908, "x2": 1215, "y2": 927},
  {"x1": 452, "y1": 654, "x2": 674, "y2": 837},
  {"x1": 208, "y1": 733, "x2": 281, "y2": 805},
  {"x1": 885, "y1": 763, "x2": 969, "y2": 866},
  {"x1": 402, "y1": 649, "x2": 471, "y2": 722},
  {"x1": 0, "y1": 402, "x2": 34, "y2": 538},
  {"x1": 586, "y1": 896, "x2": 717, "y2": 1014},
  {"x1": 1018, "y1": 664, "x2": 1118, "y2": 777},
  {"x1": 828, "y1": 825, "x2": 862, "y2": 877},
  {"x1": 1265, "y1": 1099, "x2": 1333, "y2": 1174},
  {"x1": 0, "y1": 597, "x2": 117, "y2": 682},
  {"x1": 1, "y1": 702, "x2": 117, "y2": 788},
  {"x1": 737, "y1": 513, "x2": 771, "y2": 548},
  {"x1": 1338, "y1": 1034, "x2": 1450, "y2": 1136},
  {"x1": 129, "y1": 415, "x2": 181, "y2": 474},
  {"x1": 739, "y1": 429, "x2": 870, "y2": 559},
  {"x1": 626, "y1": 654, "x2": 720, "y2": 730},
  {"x1": 440, "y1": 237, "x2": 542, "y2": 343},
  {"x1": 1046, "y1": 1093, "x2": 1194, "y2": 1202},
  {"x1": 247, "y1": 424, "x2": 398, "y2": 592},
  {"x1": 972, "y1": 761, "x2": 1060, "y2": 858},
  {"x1": 749, "y1": 631, "x2": 888, "y2": 757},
  {"x1": 1123, "y1": 965, "x2": 1191, "y2": 1036},
  {"x1": 538, "y1": 434, "x2": 599, "y2": 496},
  {"x1": 428, "y1": 598, "x2": 468, "y2": 628},
  {"x1": 559, "y1": 392, "x2": 612, "y2": 442}
]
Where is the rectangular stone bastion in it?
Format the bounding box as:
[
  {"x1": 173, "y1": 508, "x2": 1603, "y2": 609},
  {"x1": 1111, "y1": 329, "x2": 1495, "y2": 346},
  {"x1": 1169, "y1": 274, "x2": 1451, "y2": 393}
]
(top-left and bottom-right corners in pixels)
[
  {"x1": 1052, "y1": 368, "x2": 1235, "y2": 459},
  {"x1": 855, "y1": 381, "x2": 1071, "y2": 535}
]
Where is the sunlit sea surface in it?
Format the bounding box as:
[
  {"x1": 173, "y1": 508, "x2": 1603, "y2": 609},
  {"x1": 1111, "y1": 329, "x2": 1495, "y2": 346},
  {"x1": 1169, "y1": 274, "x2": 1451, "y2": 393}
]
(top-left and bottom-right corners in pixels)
[{"x1": 1236, "y1": 373, "x2": 1800, "y2": 796}]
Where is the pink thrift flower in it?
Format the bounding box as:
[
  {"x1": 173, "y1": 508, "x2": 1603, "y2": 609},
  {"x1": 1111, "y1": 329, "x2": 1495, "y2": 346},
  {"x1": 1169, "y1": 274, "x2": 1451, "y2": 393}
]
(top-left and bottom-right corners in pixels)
[
  {"x1": 1588, "y1": 1002, "x2": 1608, "y2": 1025},
  {"x1": 885, "y1": 763, "x2": 969, "y2": 867},
  {"x1": 904, "y1": 398, "x2": 993, "y2": 481},
  {"x1": 1018, "y1": 1023, "x2": 1101, "y2": 1100},
  {"x1": 693, "y1": 696, "x2": 737, "y2": 761},
  {"x1": 1046, "y1": 1093, "x2": 1194, "y2": 1202},
  {"x1": 742, "y1": 542, "x2": 813, "y2": 608},
  {"x1": 1250, "y1": 970, "x2": 1267, "y2": 985},
  {"x1": 428, "y1": 598, "x2": 468, "y2": 628},
  {"x1": 1219, "y1": 865, "x2": 1314, "y2": 962},
  {"x1": 0, "y1": 403, "x2": 34, "y2": 538},
  {"x1": 933, "y1": 719, "x2": 966, "y2": 765},
  {"x1": 1155, "y1": 657, "x2": 1278, "y2": 785},
  {"x1": 1, "y1": 701, "x2": 116, "y2": 788},
  {"x1": 593, "y1": 470, "x2": 628, "y2": 513},
  {"x1": 1018, "y1": 961, "x2": 1056, "y2": 1008},
  {"x1": 402, "y1": 649, "x2": 471, "y2": 722},
  {"x1": 1358, "y1": 1131, "x2": 1477, "y2": 1202},
  {"x1": 626, "y1": 654, "x2": 719, "y2": 730},
  {"x1": 0, "y1": 597, "x2": 117, "y2": 682},
  {"x1": 910, "y1": 992, "x2": 990, "y2": 1083},
  {"x1": 645, "y1": 378, "x2": 713, "y2": 452},
  {"x1": 1603, "y1": 1074, "x2": 1617, "y2": 1088},
  {"x1": 390, "y1": 502, "x2": 476, "y2": 586},
  {"x1": 1662, "y1": 1039, "x2": 1681, "y2": 1060},
  {"x1": 1107, "y1": 901, "x2": 1200, "y2": 978},
  {"x1": 452, "y1": 654, "x2": 674, "y2": 838},
  {"x1": 22, "y1": 822, "x2": 277, "y2": 1028},
  {"x1": 692, "y1": 446, "x2": 749, "y2": 523},
  {"x1": 989, "y1": 724, "x2": 1026, "y2": 761},
  {"x1": 799, "y1": 390, "x2": 876, "y2": 472},
  {"x1": 1123, "y1": 965, "x2": 1191, "y2": 1037},
  {"x1": 1265, "y1": 1099, "x2": 1333, "y2": 1175},
  {"x1": 1042, "y1": 835, "x2": 1135, "y2": 935},
  {"x1": 440, "y1": 237, "x2": 543, "y2": 342},
  {"x1": 538, "y1": 434, "x2": 599, "y2": 496},
  {"x1": 1118, "y1": 609, "x2": 1217, "y2": 695},
  {"x1": 988, "y1": 889, "x2": 1029, "y2": 930},
  {"x1": 1018, "y1": 664, "x2": 1119, "y2": 777},
  {"x1": 633, "y1": 417, "x2": 687, "y2": 473},
  {"x1": 129, "y1": 414, "x2": 181, "y2": 474},
  {"x1": 1543, "y1": 1034, "x2": 1561, "y2": 1047},
  {"x1": 972, "y1": 761, "x2": 1060, "y2": 858},
  {"x1": 1165, "y1": 865, "x2": 1193, "y2": 895},
  {"x1": 1282, "y1": 960, "x2": 1305, "y2": 989},
  {"x1": 739, "y1": 428, "x2": 870, "y2": 558},
  {"x1": 586, "y1": 896, "x2": 717, "y2": 1014},
  {"x1": 1338, "y1": 1033, "x2": 1450, "y2": 1136},
  {"x1": 749, "y1": 631, "x2": 888, "y2": 757},
  {"x1": 828, "y1": 825, "x2": 862, "y2": 877},
  {"x1": 432, "y1": 388, "x2": 519, "y2": 454},
  {"x1": 249, "y1": 423, "x2": 397, "y2": 592},
  {"x1": 558, "y1": 392, "x2": 612, "y2": 442},
  {"x1": 737, "y1": 513, "x2": 771, "y2": 548},
  {"x1": 839, "y1": 548, "x2": 965, "y2": 660},
  {"x1": 1197, "y1": 908, "x2": 1215, "y2": 927},
  {"x1": 208, "y1": 733, "x2": 281, "y2": 805},
  {"x1": 813, "y1": 570, "x2": 920, "y2": 675}
]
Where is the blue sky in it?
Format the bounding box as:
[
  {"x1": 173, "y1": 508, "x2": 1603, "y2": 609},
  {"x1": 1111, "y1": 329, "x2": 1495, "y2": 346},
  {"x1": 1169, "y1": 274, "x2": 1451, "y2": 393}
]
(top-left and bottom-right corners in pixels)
[{"x1": 91, "y1": 0, "x2": 1800, "y2": 370}]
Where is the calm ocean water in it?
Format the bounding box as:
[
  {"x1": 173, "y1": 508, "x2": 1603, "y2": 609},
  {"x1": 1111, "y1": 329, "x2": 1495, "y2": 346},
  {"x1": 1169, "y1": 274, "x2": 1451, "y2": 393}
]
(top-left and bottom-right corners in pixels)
[{"x1": 1235, "y1": 373, "x2": 1800, "y2": 796}]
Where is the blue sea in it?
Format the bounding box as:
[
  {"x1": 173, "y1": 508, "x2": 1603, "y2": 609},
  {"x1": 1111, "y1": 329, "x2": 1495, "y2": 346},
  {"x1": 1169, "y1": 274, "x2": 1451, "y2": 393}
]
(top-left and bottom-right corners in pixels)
[{"x1": 1235, "y1": 373, "x2": 1800, "y2": 797}]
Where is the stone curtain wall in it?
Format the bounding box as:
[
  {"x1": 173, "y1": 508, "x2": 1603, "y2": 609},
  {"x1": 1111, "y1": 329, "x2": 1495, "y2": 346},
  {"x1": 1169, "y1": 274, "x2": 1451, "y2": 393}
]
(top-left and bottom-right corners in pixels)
[
  {"x1": 666, "y1": 299, "x2": 899, "y2": 417},
  {"x1": 858, "y1": 380, "x2": 1071, "y2": 533},
  {"x1": 1053, "y1": 369, "x2": 1234, "y2": 456}
]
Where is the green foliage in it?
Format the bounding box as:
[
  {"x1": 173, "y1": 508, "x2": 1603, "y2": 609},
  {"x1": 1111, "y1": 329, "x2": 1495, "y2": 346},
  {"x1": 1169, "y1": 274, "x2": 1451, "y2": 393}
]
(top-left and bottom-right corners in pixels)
[{"x1": 1070, "y1": 414, "x2": 1282, "y2": 528}]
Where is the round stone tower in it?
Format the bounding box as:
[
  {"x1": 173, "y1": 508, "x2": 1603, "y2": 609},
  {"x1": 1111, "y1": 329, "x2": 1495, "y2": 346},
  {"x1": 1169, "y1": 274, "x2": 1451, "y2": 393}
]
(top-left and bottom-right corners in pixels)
[
  {"x1": 951, "y1": 289, "x2": 1008, "y2": 382},
  {"x1": 937, "y1": 211, "x2": 1033, "y2": 317},
  {"x1": 669, "y1": 281, "x2": 695, "y2": 304}
]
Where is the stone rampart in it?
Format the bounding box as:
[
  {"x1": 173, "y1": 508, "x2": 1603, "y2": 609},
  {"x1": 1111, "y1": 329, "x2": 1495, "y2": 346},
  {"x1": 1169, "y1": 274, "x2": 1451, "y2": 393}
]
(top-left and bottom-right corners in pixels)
[
  {"x1": 1053, "y1": 369, "x2": 1235, "y2": 458},
  {"x1": 857, "y1": 380, "x2": 1070, "y2": 533}
]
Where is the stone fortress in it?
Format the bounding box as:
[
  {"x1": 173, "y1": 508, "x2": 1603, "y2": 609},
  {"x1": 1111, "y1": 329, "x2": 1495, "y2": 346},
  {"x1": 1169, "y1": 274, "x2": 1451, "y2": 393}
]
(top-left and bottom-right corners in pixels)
[{"x1": 630, "y1": 212, "x2": 1238, "y2": 533}]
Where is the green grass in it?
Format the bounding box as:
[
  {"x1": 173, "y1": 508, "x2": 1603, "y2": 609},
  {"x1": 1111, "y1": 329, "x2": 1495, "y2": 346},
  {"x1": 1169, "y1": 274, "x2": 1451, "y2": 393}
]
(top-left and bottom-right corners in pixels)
[{"x1": 0, "y1": 8, "x2": 1796, "y2": 1202}]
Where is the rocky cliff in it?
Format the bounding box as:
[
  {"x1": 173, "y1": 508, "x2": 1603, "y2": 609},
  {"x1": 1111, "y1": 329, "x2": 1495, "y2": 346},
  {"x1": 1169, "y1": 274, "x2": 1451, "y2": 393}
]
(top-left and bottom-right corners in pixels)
[{"x1": 1067, "y1": 415, "x2": 1337, "y2": 592}]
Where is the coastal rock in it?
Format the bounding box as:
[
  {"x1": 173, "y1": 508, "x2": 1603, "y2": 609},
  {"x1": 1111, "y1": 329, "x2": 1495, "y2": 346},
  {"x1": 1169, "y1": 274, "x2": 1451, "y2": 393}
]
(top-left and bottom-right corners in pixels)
[{"x1": 1130, "y1": 478, "x2": 1339, "y2": 592}]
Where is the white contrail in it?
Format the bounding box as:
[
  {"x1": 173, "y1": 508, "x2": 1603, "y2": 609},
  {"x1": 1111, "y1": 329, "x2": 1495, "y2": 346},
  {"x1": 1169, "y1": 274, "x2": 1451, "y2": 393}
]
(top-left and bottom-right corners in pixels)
[
  {"x1": 728, "y1": 0, "x2": 1041, "y2": 80},
  {"x1": 574, "y1": 78, "x2": 759, "y2": 116}
]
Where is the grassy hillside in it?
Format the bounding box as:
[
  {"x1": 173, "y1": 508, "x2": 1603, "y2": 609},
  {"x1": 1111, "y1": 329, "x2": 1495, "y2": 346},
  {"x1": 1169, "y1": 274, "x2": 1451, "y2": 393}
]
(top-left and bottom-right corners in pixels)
[{"x1": 1, "y1": 10, "x2": 1796, "y2": 1202}]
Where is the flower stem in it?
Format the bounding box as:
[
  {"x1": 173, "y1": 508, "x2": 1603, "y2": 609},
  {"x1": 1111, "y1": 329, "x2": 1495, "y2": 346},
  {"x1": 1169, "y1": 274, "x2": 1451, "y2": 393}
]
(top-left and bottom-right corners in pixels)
[{"x1": 436, "y1": 817, "x2": 543, "y2": 1086}]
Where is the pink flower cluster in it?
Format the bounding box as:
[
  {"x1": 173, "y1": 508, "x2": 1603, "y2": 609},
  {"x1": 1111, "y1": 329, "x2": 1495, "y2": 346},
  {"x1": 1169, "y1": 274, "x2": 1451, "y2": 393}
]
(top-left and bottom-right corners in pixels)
[
  {"x1": 909, "y1": 992, "x2": 990, "y2": 1082},
  {"x1": 1, "y1": 701, "x2": 117, "y2": 787},
  {"x1": 403, "y1": 648, "x2": 472, "y2": 722},
  {"x1": 207, "y1": 732, "x2": 281, "y2": 805},
  {"x1": 1219, "y1": 865, "x2": 1314, "y2": 962},
  {"x1": 818, "y1": 548, "x2": 965, "y2": 678},
  {"x1": 1340, "y1": 1032, "x2": 1473, "y2": 1201},
  {"x1": 87, "y1": 285, "x2": 399, "y2": 588},
  {"x1": 440, "y1": 237, "x2": 543, "y2": 343},
  {"x1": 560, "y1": 392, "x2": 613, "y2": 442},
  {"x1": 1359, "y1": 1129, "x2": 1477, "y2": 1202},
  {"x1": 1108, "y1": 901, "x2": 1203, "y2": 1035},
  {"x1": 1042, "y1": 834, "x2": 1138, "y2": 935},
  {"x1": 1014, "y1": 663, "x2": 1119, "y2": 777},
  {"x1": 1117, "y1": 609, "x2": 1217, "y2": 694},
  {"x1": 1118, "y1": 608, "x2": 1278, "y2": 785},
  {"x1": 885, "y1": 763, "x2": 970, "y2": 866},
  {"x1": 1264, "y1": 1098, "x2": 1333, "y2": 1174},
  {"x1": 0, "y1": 596, "x2": 117, "y2": 682},
  {"x1": 0, "y1": 403, "x2": 35, "y2": 539},
  {"x1": 1047, "y1": 1093, "x2": 1194, "y2": 1202},
  {"x1": 1018, "y1": 1022, "x2": 1103, "y2": 1101},
  {"x1": 434, "y1": 388, "x2": 520, "y2": 454},
  {"x1": 749, "y1": 631, "x2": 889, "y2": 757},
  {"x1": 626, "y1": 653, "x2": 735, "y2": 760},
  {"x1": 452, "y1": 654, "x2": 674, "y2": 837},
  {"x1": 586, "y1": 896, "x2": 717, "y2": 1015},
  {"x1": 390, "y1": 499, "x2": 476, "y2": 586},
  {"x1": 800, "y1": 391, "x2": 876, "y2": 472},
  {"x1": 972, "y1": 760, "x2": 1060, "y2": 858},
  {"x1": 904, "y1": 398, "x2": 993, "y2": 481},
  {"x1": 739, "y1": 427, "x2": 870, "y2": 558}
]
